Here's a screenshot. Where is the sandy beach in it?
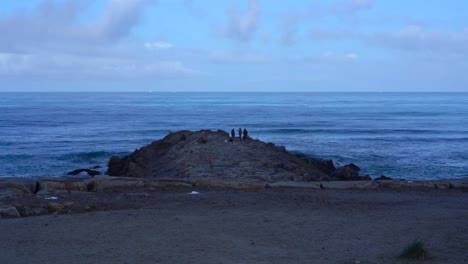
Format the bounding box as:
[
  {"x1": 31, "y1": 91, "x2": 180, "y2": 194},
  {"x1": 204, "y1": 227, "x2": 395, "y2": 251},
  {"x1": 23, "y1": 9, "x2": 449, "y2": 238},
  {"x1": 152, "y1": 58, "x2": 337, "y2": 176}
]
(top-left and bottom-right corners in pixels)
[{"x1": 1, "y1": 187, "x2": 467, "y2": 264}]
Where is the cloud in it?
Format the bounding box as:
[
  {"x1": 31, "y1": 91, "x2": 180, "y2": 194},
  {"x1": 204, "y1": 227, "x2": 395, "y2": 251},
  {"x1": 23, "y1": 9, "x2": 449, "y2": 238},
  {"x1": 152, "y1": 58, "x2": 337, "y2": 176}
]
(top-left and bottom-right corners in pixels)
[
  {"x1": 0, "y1": 0, "x2": 153, "y2": 53},
  {"x1": 144, "y1": 41, "x2": 173, "y2": 50},
  {"x1": 0, "y1": 52, "x2": 203, "y2": 79},
  {"x1": 273, "y1": 0, "x2": 370, "y2": 47},
  {"x1": 224, "y1": 0, "x2": 260, "y2": 42},
  {"x1": 0, "y1": 0, "x2": 204, "y2": 82},
  {"x1": 277, "y1": 12, "x2": 303, "y2": 46},
  {"x1": 369, "y1": 26, "x2": 468, "y2": 54},
  {"x1": 95, "y1": 0, "x2": 153, "y2": 42}
]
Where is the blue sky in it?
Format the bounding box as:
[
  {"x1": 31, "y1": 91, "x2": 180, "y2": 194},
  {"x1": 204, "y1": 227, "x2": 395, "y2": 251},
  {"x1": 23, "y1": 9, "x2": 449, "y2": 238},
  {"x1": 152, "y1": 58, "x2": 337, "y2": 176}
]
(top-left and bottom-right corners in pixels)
[{"x1": 0, "y1": 0, "x2": 467, "y2": 92}]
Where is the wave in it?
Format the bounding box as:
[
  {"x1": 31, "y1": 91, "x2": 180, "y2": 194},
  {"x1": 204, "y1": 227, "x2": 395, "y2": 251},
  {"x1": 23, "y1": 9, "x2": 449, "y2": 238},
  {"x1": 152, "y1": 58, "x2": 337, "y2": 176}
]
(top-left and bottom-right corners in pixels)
[
  {"x1": 260, "y1": 128, "x2": 467, "y2": 135},
  {"x1": 56, "y1": 151, "x2": 126, "y2": 163}
]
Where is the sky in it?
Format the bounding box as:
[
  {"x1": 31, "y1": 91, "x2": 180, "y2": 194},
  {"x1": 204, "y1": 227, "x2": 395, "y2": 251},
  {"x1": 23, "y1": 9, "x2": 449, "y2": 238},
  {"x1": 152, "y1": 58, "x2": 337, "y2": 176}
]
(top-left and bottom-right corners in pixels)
[{"x1": 0, "y1": 0, "x2": 467, "y2": 92}]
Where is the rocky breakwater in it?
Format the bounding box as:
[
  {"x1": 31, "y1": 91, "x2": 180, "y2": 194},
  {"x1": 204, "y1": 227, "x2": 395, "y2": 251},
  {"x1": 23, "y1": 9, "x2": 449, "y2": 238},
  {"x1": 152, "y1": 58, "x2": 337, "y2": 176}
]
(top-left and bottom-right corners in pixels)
[
  {"x1": 2, "y1": 130, "x2": 467, "y2": 219},
  {"x1": 107, "y1": 129, "x2": 369, "y2": 185}
]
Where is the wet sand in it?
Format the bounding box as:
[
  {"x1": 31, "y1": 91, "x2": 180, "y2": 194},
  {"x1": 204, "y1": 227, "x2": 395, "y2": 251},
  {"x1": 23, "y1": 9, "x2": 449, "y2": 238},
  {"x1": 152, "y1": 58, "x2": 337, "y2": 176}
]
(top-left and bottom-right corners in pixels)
[{"x1": 1, "y1": 188, "x2": 467, "y2": 264}]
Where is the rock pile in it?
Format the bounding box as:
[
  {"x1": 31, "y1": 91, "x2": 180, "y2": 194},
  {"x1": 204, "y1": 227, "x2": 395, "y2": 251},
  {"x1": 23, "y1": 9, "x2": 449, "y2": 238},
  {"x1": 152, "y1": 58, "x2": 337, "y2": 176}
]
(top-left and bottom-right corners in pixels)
[{"x1": 107, "y1": 130, "x2": 370, "y2": 182}]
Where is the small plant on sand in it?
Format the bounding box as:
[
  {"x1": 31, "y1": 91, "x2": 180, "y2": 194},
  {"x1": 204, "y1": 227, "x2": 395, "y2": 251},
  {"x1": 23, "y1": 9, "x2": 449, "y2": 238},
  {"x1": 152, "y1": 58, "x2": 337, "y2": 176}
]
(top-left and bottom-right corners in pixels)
[{"x1": 399, "y1": 241, "x2": 427, "y2": 260}]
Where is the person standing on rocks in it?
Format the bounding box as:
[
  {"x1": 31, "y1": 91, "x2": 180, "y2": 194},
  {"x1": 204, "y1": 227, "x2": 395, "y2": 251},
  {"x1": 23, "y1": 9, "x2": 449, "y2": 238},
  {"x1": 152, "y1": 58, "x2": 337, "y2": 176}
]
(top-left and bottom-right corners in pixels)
[
  {"x1": 238, "y1": 128, "x2": 242, "y2": 141},
  {"x1": 243, "y1": 128, "x2": 248, "y2": 141},
  {"x1": 231, "y1": 128, "x2": 235, "y2": 140}
]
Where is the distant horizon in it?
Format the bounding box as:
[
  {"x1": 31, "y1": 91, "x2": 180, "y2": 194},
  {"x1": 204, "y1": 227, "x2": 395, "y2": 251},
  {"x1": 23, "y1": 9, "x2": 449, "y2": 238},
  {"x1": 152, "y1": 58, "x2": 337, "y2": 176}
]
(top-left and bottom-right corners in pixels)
[
  {"x1": 1, "y1": 0, "x2": 467, "y2": 92},
  {"x1": 2, "y1": 91, "x2": 467, "y2": 94}
]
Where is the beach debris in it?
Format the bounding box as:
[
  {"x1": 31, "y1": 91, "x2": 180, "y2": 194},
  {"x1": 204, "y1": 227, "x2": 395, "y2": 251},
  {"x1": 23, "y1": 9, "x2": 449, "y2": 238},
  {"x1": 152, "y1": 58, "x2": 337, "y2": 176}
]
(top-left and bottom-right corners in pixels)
[
  {"x1": 189, "y1": 191, "x2": 201, "y2": 195},
  {"x1": 45, "y1": 196, "x2": 58, "y2": 200}
]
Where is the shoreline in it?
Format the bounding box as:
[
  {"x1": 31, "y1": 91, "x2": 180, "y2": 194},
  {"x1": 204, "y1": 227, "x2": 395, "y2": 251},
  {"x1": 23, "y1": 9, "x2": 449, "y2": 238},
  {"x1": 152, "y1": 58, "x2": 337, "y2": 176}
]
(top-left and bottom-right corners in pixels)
[
  {"x1": 1, "y1": 175, "x2": 467, "y2": 219},
  {"x1": 1, "y1": 187, "x2": 467, "y2": 264}
]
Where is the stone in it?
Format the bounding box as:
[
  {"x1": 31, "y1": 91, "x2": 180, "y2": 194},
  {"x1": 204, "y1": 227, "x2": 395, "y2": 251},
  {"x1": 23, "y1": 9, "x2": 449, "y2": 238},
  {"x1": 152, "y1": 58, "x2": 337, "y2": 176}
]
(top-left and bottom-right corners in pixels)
[
  {"x1": 0, "y1": 177, "x2": 39, "y2": 194},
  {"x1": 193, "y1": 179, "x2": 264, "y2": 190},
  {"x1": 0, "y1": 188, "x2": 28, "y2": 199},
  {"x1": 0, "y1": 205, "x2": 21, "y2": 218},
  {"x1": 106, "y1": 130, "x2": 334, "y2": 182},
  {"x1": 374, "y1": 175, "x2": 394, "y2": 181},
  {"x1": 107, "y1": 156, "x2": 124, "y2": 176},
  {"x1": 38, "y1": 178, "x2": 88, "y2": 192},
  {"x1": 85, "y1": 176, "x2": 145, "y2": 191},
  {"x1": 67, "y1": 168, "x2": 101, "y2": 177},
  {"x1": 332, "y1": 163, "x2": 361, "y2": 180},
  {"x1": 47, "y1": 202, "x2": 65, "y2": 213},
  {"x1": 16, "y1": 206, "x2": 48, "y2": 217}
]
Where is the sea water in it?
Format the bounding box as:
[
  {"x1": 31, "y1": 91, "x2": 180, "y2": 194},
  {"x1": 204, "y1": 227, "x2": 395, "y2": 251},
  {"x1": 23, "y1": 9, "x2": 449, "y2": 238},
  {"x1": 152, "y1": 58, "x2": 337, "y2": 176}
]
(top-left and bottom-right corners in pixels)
[{"x1": 0, "y1": 92, "x2": 467, "y2": 180}]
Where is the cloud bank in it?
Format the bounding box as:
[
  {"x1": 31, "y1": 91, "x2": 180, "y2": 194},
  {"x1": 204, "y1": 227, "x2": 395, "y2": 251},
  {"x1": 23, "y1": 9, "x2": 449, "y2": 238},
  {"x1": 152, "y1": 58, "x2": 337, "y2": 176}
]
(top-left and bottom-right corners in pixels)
[{"x1": 0, "y1": 0, "x2": 199, "y2": 81}]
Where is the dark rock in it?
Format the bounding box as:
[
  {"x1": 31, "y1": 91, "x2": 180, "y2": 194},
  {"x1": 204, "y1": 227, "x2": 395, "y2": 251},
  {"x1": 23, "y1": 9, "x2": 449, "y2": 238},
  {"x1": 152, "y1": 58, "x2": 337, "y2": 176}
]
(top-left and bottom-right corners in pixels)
[
  {"x1": 16, "y1": 206, "x2": 48, "y2": 217},
  {"x1": 295, "y1": 154, "x2": 336, "y2": 175},
  {"x1": 67, "y1": 168, "x2": 101, "y2": 177},
  {"x1": 374, "y1": 175, "x2": 394, "y2": 181},
  {"x1": 357, "y1": 175, "x2": 372, "y2": 181},
  {"x1": 0, "y1": 188, "x2": 27, "y2": 199},
  {"x1": 0, "y1": 204, "x2": 21, "y2": 218},
  {"x1": 106, "y1": 130, "x2": 334, "y2": 181},
  {"x1": 47, "y1": 202, "x2": 65, "y2": 213},
  {"x1": 38, "y1": 178, "x2": 88, "y2": 192},
  {"x1": 0, "y1": 177, "x2": 39, "y2": 194},
  {"x1": 332, "y1": 163, "x2": 361, "y2": 181},
  {"x1": 107, "y1": 156, "x2": 124, "y2": 176}
]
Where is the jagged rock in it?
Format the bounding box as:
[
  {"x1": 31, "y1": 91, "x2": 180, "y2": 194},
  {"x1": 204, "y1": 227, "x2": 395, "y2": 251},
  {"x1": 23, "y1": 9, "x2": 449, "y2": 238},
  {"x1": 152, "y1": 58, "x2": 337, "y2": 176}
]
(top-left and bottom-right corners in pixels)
[
  {"x1": 67, "y1": 168, "x2": 101, "y2": 177},
  {"x1": 374, "y1": 175, "x2": 393, "y2": 181},
  {"x1": 0, "y1": 204, "x2": 21, "y2": 218},
  {"x1": 0, "y1": 177, "x2": 39, "y2": 194},
  {"x1": 107, "y1": 130, "x2": 335, "y2": 182},
  {"x1": 47, "y1": 202, "x2": 65, "y2": 213},
  {"x1": 332, "y1": 163, "x2": 369, "y2": 181},
  {"x1": 295, "y1": 154, "x2": 336, "y2": 175},
  {"x1": 16, "y1": 206, "x2": 48, "y2": 217}
]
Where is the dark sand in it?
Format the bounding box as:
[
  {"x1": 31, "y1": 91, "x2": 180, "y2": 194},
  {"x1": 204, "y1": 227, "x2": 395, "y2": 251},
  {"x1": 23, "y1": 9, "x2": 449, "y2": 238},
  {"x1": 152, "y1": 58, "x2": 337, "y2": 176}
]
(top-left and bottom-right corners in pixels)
[{"x1": 1, "y1": 188, "x2": 467, "y2": 264}]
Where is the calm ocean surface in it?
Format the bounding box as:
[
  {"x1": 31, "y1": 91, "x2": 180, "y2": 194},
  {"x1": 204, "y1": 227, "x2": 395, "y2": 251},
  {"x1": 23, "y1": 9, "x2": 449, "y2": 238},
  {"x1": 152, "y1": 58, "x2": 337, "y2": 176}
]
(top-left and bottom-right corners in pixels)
[{"x1": 0, "y1": 92, "x2": 467, "y2": 180}]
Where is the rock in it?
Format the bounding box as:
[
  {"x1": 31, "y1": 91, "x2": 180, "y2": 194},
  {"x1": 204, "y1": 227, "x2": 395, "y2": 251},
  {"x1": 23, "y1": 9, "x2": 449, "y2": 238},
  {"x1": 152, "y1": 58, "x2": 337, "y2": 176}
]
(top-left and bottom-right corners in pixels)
[
  {"x1": 0, "y1": 205, "x2": 21, "y2": 218},
  {"x1": 47, "y1": 202, "x2": 65, "y2": 213},
  {"x1": 106, "y1": 130, "x2": 334, "y2": 182},
  {"x1": 107, "y1": 156, "x2": 124, "y2": 176},
  {"x1": 374, "y1": 175, "x2": 393, "y2": 181},
  {"x1": 193, "y1": 179, "x2": 265, "y2": 190},
  {"x1": 0, "y1": 177, "x2": 39, "y2": 194},
  {"x1": 295, "y1": 154, "x2": 336, "y2": 175},
  {"x1": 332, "y1": 163, "x2": 361, "y2": 181},
  {"x1": 38, "y1": 178, "x2": 88, "y2": 192},
  {"x1": 0, "y1": 188, "x2": 28, "y2": 199},
  {"x1": 145, "y1": 180, "x2": 193, "y2": 188},
  {"x1": 16, "y1": 206, "x2": 48, "y2": 217},
  {"x1": 67, "y1": 168, "x2": 101, "y2": 177},
  {"x1": 354, "y1": 175, "x2": 372, "y2": 181},
  {"x1": 85, "y1": 176, "x2": 145, "y2": 191}
]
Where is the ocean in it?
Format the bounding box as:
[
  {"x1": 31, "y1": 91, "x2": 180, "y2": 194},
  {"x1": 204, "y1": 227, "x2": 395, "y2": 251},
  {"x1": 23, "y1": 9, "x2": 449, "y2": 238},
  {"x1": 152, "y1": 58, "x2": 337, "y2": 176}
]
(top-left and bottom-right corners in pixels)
[{"x1": 0, "y1": 92, "x2": 467, "y2": 180}]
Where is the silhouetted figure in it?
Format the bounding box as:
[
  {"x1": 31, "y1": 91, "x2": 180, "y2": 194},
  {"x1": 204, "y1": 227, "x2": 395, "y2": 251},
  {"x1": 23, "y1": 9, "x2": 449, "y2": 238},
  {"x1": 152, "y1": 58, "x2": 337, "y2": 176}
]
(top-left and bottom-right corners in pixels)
[
  {"x1": 231, "y1": 128, "x2": 235, "y2": 139},
  {"x1": 238, "y1": 128, "x2": 242, "y2": 141},
  {"x1": 243, "y1": 128, "x2": 248, "y2": 141}
]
